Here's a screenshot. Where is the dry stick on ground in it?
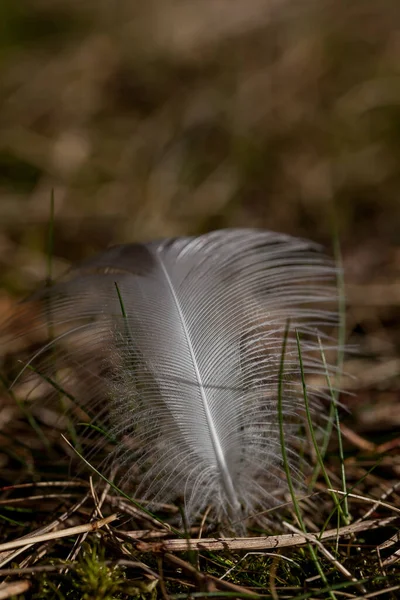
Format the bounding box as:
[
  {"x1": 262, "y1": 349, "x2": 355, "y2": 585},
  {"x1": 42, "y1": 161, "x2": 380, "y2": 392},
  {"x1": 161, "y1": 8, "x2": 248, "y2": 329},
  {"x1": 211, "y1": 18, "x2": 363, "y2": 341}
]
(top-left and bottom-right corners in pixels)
[{"x1": 129, "y1": 517, "x2": 397, "y2": 552}]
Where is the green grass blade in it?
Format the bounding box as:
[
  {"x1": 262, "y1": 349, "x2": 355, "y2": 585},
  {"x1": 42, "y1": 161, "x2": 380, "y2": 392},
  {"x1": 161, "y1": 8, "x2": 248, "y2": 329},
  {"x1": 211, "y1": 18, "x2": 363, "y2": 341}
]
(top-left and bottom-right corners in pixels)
[
  {"x1": 277, "y1": 321, "x2": 337, "y2": 600},
  {"x1": 295, "y1": 331, "x2": 346, "y2": 527},
  {"x1": 318, "y1": 337, "x2": 350, "y2": 524},
  {"x1": 311, "y1": 225, "x2": 346, "y2": 489}
]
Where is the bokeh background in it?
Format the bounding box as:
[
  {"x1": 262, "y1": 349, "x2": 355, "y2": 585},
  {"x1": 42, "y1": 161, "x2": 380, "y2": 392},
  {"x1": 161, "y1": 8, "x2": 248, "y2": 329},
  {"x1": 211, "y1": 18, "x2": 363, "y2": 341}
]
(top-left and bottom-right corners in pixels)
[{"x1": 0, "y1": 0, "x2": 399, "y2": 440}]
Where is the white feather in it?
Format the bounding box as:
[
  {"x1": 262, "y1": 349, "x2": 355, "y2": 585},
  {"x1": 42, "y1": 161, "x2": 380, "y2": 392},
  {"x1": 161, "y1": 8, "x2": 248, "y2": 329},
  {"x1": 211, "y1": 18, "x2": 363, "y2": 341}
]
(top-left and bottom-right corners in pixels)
[{"x1": 3, "y1": 229, "x2": 341, "y2": 525}]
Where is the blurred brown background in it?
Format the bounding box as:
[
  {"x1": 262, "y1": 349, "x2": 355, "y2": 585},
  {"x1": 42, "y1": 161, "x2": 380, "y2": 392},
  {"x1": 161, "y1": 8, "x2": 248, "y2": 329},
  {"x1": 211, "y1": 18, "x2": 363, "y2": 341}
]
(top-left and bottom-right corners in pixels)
[{"x1": 0, "y1": 0, "x2": 399, "y2": 436}]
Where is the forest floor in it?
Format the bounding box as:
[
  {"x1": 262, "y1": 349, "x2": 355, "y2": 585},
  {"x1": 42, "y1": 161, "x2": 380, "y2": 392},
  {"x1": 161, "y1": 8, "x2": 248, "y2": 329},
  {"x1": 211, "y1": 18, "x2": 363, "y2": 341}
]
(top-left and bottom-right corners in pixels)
[{"x1": 0, "y1": 1, "x2": 399, "y2": 598}]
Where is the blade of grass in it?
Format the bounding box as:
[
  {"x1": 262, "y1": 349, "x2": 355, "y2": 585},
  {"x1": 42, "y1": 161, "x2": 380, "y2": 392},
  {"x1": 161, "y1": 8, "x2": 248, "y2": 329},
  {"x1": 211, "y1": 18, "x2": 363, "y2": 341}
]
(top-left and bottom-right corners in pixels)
[
  {"x1": 0, "y1": 513, "x2": 26, "y2": 526},
  {"x1": 43, "y1": 191, "x2": 81, "y2": 453},
  {"x1": 320, "y1": 456, "x2": 383, "y2": 536},
  {"x1": 277, "y1": 321, "x2": 337, "y2": 600},
  {"x1": 295, "y1": 331, "x2": 346, "y2": 527},
  {"x1": 310, "y1": 225, "x2": 346, "y2": 489},
  {"x1": 77, "y1": 423, "x2": 117, "y2": 445},
  {"x1": 319, "y1": 337, "x2": 350, "y2": 524}
]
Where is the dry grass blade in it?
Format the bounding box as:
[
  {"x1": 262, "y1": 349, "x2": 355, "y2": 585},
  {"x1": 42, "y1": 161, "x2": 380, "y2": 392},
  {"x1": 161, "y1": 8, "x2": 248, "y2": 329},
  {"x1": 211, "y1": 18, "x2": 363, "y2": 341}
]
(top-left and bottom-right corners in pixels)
[
  {"x1": 328, "y1": 489, "x2": 400, "y2": 515},
  {"x1": 352, "y1": 586, "x2": 400, "y2": 599},
  {"x1": 378, "y1": 529, "x2": 400, "y2": 566},
  {"x1": 0, "y1": 493, "x2": 92, "y2": 568},
  {"x1": 64, "y1": 476, "x2": 111, "y2": 566},
  {"x1": 0, "y1": 580, "x2": 31, "y2": 599},
  {"x1": 0, "y1": 493, "x2": 81, "y2": 506},
  {"x1": 353, "y1": 482, "x2": 400, "y2": 523},
  {"x1": 0, "y1": 481, "x2": 89, "y2": 492},
  {"x1": 0, "y1": 514, "x2": 118, "y2": 553}
]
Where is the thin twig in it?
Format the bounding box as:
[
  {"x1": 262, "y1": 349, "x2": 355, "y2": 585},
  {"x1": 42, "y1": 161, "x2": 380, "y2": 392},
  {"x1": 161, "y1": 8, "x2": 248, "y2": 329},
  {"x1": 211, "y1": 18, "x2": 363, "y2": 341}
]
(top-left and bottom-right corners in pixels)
[{"x1": 129, "y1": 517, "x2": 396, "y2": 552}]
